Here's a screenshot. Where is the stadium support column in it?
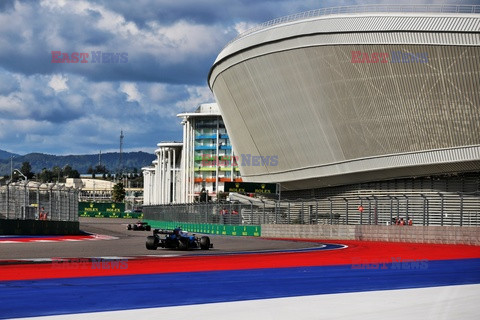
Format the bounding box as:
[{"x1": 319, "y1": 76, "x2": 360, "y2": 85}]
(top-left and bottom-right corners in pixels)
[
  {"x1": 187, "y1": 118, "x2": 195, "y2": 202},
  {"x1": 154, "y1": 153, "x2": 158, "y2": 204},
  {"x1": 171, "y1": 148, "x2": 177, "y2": 203},
  {"x1": 147, "y1": 170, "x2": 152, "y2": 205},
  {"x1": 231, "y1": 149, "x2": 235, "y2": 186},
  {"x1": 216, "y1": 117, "x2": 219, "y2": 197},
  {"x1": 162, "y1": 149, "x2": 166, "y2": 204},
  {"x1": 181, "y1": 118, "x2": 188, "y2": 204},
  {"x1": 163, "y1": 149, "x2": 168, "y2": 204},
  {"x1": 162, "y1": 149, "x2": 167, "y2": 204},
  {"x1": 150, "y1": 170, "x2": 154, "y2": 205},
  {"x1": 142, "y1": 171, "x2": 148, "y2": 205},
  {"x1": 154, "y1": 151, "x2": 160, "y2": 205},
  {"x1": 179, "y1": 119, "x2": 186, "y2": 203},
  {"x1": 182, "y1": 119, "x2": 188, "y2": 203},
  {"x1": 159, "y1": 149, "x2": 164, "y2": 204},
  {"x1": 158, "y1": 151, "x2": 161, "y2": 204},
  {"x1": 167, "y1": 148, "x2": 171, "y2": 203}
]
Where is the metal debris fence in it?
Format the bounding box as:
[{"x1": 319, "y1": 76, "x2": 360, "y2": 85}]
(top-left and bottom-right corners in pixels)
[
  {"x1": 226, "y1": 4, "x2": 480, "y2": 48},
  {"x1": 144, "y1": 192, "x2": 480, "y2": 227},
  {"x1": 0, "y1": 182, "x2": 79, "y2": 222}
]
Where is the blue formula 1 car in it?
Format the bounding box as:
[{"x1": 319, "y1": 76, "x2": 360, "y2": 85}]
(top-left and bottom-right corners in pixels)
[{"x1": 145, "y1": 227, "x2": 212, "y2": 250}]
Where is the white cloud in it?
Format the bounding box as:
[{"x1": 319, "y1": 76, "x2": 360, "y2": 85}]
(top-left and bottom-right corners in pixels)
[
  {"x1": 149, "y1": 20, "x2": 223, "y2": 58},
  {"x1": 120, "y1": 82, "x2": 142, "y2": 102},
  {"x1": 147, "y1": 83, "x2": 170, "y2": 102},
  {"x1": 48, "y1": 74, "x2": 69, "y2": 93},
  {"x1": 233, "y1": 21, "x2": 258, "y2": 36},
  {"x1": 175, "y1": 85, "x2": 214, "y2": 112},
  {"x1": 40, "y1": 0, "x2": 68, "y2": 10},
  {"x1": 0, "y1": 93, "x2": 29, "y2": 118}
]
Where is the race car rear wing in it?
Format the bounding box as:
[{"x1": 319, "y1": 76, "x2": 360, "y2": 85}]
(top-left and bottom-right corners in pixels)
[{"x1": 153, "y1": 229, "x2": 175, "y2": 234}]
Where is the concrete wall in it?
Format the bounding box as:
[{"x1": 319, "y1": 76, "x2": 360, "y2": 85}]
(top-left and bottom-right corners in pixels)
[
  {"x1": 261, "y1": 224, "x2": 480, "y2": 245},
  {"x1": 0, "y1": 220, "x2": 80, "y2": 235}
]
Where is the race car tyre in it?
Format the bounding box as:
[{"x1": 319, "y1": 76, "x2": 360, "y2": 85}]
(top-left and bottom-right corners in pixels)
[
  {"x1": 146, "y1": 225, "x2": 151, "y2": 231},
  {"x1": 178, "y1": 238, "x2": 189, "y2": 250},
  {"x1": 200, "y1": 236, "x2": 210, "y2": 250},
  {"x1": 127, "y1": 225, "x2": 132, "y2": 230},
  {"x1": 146, "y1": 236, "x2": 158, "y2": 250},
  {"x1": 133, "y1": 225, "x2": 138, "y2": 230}
]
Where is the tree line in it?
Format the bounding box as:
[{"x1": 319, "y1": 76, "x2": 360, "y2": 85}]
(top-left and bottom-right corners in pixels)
[
  {"x1": 2, "y1": 161, "x2": 143, "y2": 189},
  {"x1": 3, "y1": 162, "x2": 81, "y2": 183}
]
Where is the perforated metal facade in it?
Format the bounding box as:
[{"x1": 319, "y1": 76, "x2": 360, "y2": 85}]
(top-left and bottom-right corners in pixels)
[{"x1": 209, "y1": 12, "x2": 480, "y2": 190}]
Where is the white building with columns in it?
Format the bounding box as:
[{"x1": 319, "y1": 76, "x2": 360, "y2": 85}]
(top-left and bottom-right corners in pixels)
[
  {"x1": 143, "y1": 103, "x2": 241, "y2": 205},
  {"x1": 142, "y1": 143, "x2": 182, "y2": 205}
]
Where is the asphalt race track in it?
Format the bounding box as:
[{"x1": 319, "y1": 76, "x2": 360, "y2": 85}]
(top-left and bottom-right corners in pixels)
[
  {"x1": 0, "y1": 218, "x2": 322, "y2": 260},
  {"x1": 0, "y1": 218, "x2": 479, "y2": 319}
]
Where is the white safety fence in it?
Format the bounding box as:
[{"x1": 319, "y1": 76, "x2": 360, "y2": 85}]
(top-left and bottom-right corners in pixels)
[
  {"x1": 144, "y1": 191, "x2": 480, "y2": 227},
  {"x1": 0, "y1": 182, "x2": 79, "y2": 222}
]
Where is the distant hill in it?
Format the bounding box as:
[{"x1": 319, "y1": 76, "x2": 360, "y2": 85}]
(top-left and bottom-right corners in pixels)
[
  {"x1": 0, "y1": 150, "x2": 155, "y2": 176},
  {"x1": 0, "y1": 149, "x2": 19, "y2": 160}
]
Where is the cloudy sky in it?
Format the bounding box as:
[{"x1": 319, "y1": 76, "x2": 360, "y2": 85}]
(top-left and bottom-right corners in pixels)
[{"x1": 0, "y1": 0, "x2": 475, "y2": 155}]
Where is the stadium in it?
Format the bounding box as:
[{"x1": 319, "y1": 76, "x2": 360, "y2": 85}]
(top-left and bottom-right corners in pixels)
[{"x1": 208, "y1": 5, "x2": 480, "y2": 200}]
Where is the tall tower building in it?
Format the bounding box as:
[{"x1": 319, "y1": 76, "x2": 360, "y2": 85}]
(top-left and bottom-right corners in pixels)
[{"x1": 143, "y1": 103, "x2": 241, "y2": 205}]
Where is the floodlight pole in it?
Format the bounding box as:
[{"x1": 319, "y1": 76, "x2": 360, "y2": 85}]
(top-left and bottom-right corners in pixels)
[{"x1": 13, "y1": 169, "x2": 27, "y2": 183}]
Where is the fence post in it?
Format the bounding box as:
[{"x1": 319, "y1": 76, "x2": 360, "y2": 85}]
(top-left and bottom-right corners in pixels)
[
  {"x1": 308, "y1": 204, "x2": 312, "y2": 225},
  {"x1": 68, "y1": 188, "x2": 72, "y2": 221},
  {"x1": 421, "y1": 194, "x2": 426, "y2": 226},
  {"x1": 439, "y1": 193, "x2": 444, "y2": 226},
  {"x1": 262, "y1": 199, "x2": 266, "y2": 224},
  {"x1": 6, "y1": 182, "x2": 10, "y2": 219},
  {"x1": 343, "y1": 198, "x2": 348, "y2": 225},
  {"x1": 359, "y1": 197, "x2": 363, "y2": 225},
  {"x1": 275, "y1": 201, "x2": 278, "y2": 224},
  {"x1": 426, "y1": 196, "x2": 430, "y2": 226},
  {"x1": 55, "y1": 185, "x2": 61, "y2": 221},
  {"x1": 23, "y1": 182, "x2": 28, "y2": 219},
  {"x1": 49, "y1": 184, "x2": 53, "y2": 221},
  {"x1": 204, "y1": 202, "x2": 207, "y2": 224},
  {"x1": 388, "y1": 195, "x2": 393, "y2": 225},
  {"x1": 36, "y1": 185, "x2": 40, "y2": 219},
  {"x1": 248, "y1": 199, "x2": 253, "y2": 225},
  {"x1": 75, "y1": 189, "x2": 79, "y2": 221},
  {"x1": 368, "y1": 197, "x2": 372, "y2": 225},
  {"x1": 459, "y1": 192, "x2": 464, "y2": 226},
  {"x1": 287, "y1": 201, "x2": 291, "y2": 224},
  {"x1": 329, "y1": 198, "x2": 333, "y2": 225},
  {"x1": 405, "y1": 194, "x2": 409, "y2": 221},
  {"x1": 301, "y1": 201, "x2": 304, "y2": 225}
]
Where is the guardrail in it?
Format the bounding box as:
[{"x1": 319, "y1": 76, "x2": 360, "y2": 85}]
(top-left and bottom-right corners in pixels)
[
  {"x1": 144, "y1": 191, "x2": 480, "y2": 227},
  {"x1": 225, "y1": 4, "x2": 480, "y2": 48},
  {"x1": 0, "y1": 182, "x2": 79, "y2": 222}
]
